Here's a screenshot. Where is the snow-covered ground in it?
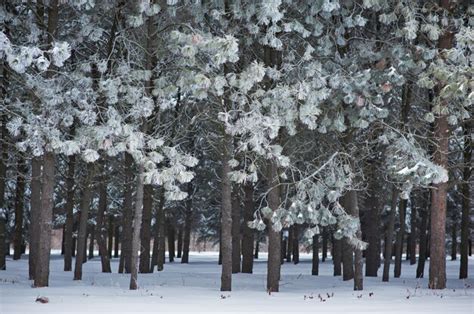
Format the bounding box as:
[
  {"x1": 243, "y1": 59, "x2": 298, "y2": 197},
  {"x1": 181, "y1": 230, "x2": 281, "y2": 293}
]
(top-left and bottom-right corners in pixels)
[{"x1": 0, "y1": 252, "x2": 473, "y2": 313}]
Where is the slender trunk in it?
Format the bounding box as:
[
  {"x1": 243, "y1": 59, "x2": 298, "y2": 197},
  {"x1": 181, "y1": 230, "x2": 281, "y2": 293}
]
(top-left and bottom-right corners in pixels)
[
  {"x1": 428, "y1": 0, "x2": 452, "y2": 290},
  {"x1": 417, "y1": 197, "x2": 429, "y2": 278},
  {"x1": 451, "y1": 207, "x2": 457, "y2": 261},
  {"x1": 13, "y1": 159, "x2": 27, "y2": 260},
  {"x1": 119, "y1": 153, "x2": 134, "y2": 273},
  {"x1": 382, "y1": 188, "x2": 398, "y2": 282},
  {"x1": 342, "y1": 238, "x2": 354, "y2": 281},
  {"x1": 107, "y1": 216, "x2": 113, "y2": 258},
  {"x1": 139, "y1": 185, "x2": 153, "y2": 273},
  {"x1": 333, "y1": 237, "x2": 342, "y2": 276},
  {"x1": 459, "y1": 120, "x2": 472, "y2": 279},
  {"x1": 96, "y1": 163, "x2": 111, "y2": 272},
  {"x1": 292, "y1": 224, "x2": 299, "y2": 264},
  {"x1": 181, "y1": 183, "x2": 193, "y2": 264},
  {"x1": 73, "y1": 164, "x2": 94, "y2": 280},
  {"x1": 63, "y1": 156, "x2": 75, "y2": 271},
  {"x1": 114, "y1": 224, "x2": 119, "y2": 258},
  {"x1": 312, "y1": 235, "x2": 319, "y2": 275},
  {"x1": 0, "y1": 113, "x2": 8, "y2": 270},
  {"x1": 394, "y1": 199, "x2": 407, "y2": 278},
  {"x1": 410, "y1": 205, "x2": 417, "y2": 265},
  {"x1": 231, "y1": 189, "x2": 241, "y2": 273},
  {"x1": 322, "y1": 228, "x2": 328, "y2": 262},
  {"x1": 167, "y1": 220, "x2": 175, "y2": 262},
  {"x1": 286, "y1": 226, "x2": 293, "y2": 262},
  {"x1": 130, "y1": 165, "x2": 145, "y2": 290},
  {"x1": 254, "y1": 236, "x2": 259, "y2": 259},
  {"x1": 151, "y1": 189, "x2": 165, "y2": 271},
  {"x1": 266, "y1": 159, "x2": 281, "y2": 293},
  {"x1": 220, "y1": 131, "x2": 233, "y2": 291},
  {"x1": 346, "y1": 190, "x2": 363, "y2": 290},
  {"x1": 365, "y1": 174, "x2": 380, "y2": 276},
  {"x1": 88, "y1": 226, "x2": 95, "y2": 259},
  {"x1": 176, "y1": 226, "x2": 183, "y2": 259}
]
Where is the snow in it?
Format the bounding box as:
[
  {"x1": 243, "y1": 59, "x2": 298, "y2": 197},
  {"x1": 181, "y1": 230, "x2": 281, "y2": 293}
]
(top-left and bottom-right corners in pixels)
[{"x1": 0, "y1": 252, "x2": 473, "y2": 314}]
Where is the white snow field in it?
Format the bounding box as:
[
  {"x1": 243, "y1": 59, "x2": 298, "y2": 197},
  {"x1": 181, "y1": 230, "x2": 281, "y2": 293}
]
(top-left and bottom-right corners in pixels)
[{"x1": 0, "y1": 252, "x2": 473, "y2": 314}]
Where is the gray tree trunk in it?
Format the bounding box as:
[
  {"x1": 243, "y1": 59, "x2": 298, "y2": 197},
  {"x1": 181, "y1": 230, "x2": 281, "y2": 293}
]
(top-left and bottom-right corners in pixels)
[
  {"x1": 241, "y1": 183, "x2": 254, "y2": 273},
  {"x1": 139, "y1": 185, "x2": 153, "y2": 273},
  {"x1": 130, "y1": 165, "x2": 145, "y2": 290}
]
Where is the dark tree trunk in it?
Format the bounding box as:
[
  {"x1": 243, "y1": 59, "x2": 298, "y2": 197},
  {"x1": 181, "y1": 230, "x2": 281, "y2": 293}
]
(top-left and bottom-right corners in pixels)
[
  {"x1": 459, "y1": 120, "x2": 471, "y2": 279},
  {"x1": 451, "y1": 207, "x2": 457, "y2": 261},
  {"x1": 266, "y1": 159, "x2": 281, "y2": 293},
  {"x1": 365, "y1": 175, "x2": 380, "y2": 277},
  {"x1": 74, "y1": 165, "x2": 94, "y2": 281},
  {"x1": 181, "y1": 184, "x2": 193, "y2": 264},
  {"x1": 151, "y1": 189, "x2": 165, "y2": 272},
  {"x1": 286, "y1": 226, "x2": 293, "y2": 263},
  {"x1": 114, "y1": 224, "x2": 120, "y2": 258},
  {"x1": 220, "y1": 131, "x2": 233, "y2": 291},
  {"x1": 119, "y1": 153, "x2": 134, "y2": 274},
  {"x1": 254, "y1": 236, "x2": 259, "y2": 259},
  {"x1": 88, "y1": 226, "x2": 95, "y2": 259},
  {"x1": 333, "y1": 236, "x2": 342, "y2": 276},
  {"x1": 63, "y1": 156, "x2": 75, "y2": 271},
  {"x1": 417, "y1": 194, "x2": 430, "y2": 278},
  {"x1": 13, "y1": 159, "x2": 27, "y2": 260},
  {"x1": 410, "y1": 205, "x2": 417, "y2": 265},
  {"x1": 107, "y1": 216, "x2": 113, "y2": 258},
  {"x1": 428, "y1": 0, "x2": 452, "y2": 290},
  {"x1": 292, "y1": 225, "x2": 299, "y2": 264},
  {"x1": 322, "y1": 228, "x2": 328, "y2": 262},
  {"x1": 345, "y1": 190, "x2": 363, "y2": 290},
  {"x1": 382, "y1": 188, "x2": 398, "y2": 282},
  {"x1": 35, "y1": 152, "x2": 55, "y2": 287},
  {"x1": 96, "y1": 164, "x2": 111, "y2": 272},
  {"x1": 394, "y1": 199, "x2": 407, "y2": 278},
  {"x1": 139, "y1": 185, "x2": 153, "y2": 273},
  {"x1": 281, "y1": 232, "x2": 287, "y2": 264},
  {"x1": 130, "y1": 165, "x2": 145, "y2": 290},
  {"x1": 176, "y1": 226, "x2": 183, "y2": 259},
  {"x1": 0, "y1": 113, "x2": 8, "y2": 270},
  {"x1": 312, "y1": 235, "x2": 319, "y2": 276},
  {"x1": 231, "y1": 189, "x2": 241, "y2": 273},
  {"x1": 342, "y1": 238, "x2": 354, "y2": 281},
  {"x1": 167, "y1": 219, "x2": 176, "y2": 263}
]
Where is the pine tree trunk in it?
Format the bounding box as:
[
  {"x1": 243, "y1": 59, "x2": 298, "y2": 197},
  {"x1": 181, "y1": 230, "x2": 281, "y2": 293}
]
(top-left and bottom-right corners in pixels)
[
  {"x1": 0, "y1": 113, "x2": 8, "y2": 271},
  {"x1": 342, "y1": 192, "x2": 354, "y2": 282},
  {"x1": 34, "y1": 151, "x2": 55, "y2": 287},
  {"x1": 346, "y1": 190, "x2": 363, "y2": 290},
  {"x1": 13, "y1": 159, "x2": 27, "y2": 260},
  {"x1": 286, "y1": 226, "x2": 293, "y2": 262},
  {"x1": 181, "y1": 183, "x2": 193, "y2": 264},
  {"x1": 322, "y1": 228, "x2": 328, "y2": 262},
  {"x1": 220, "y1": 131, "x2": 233, "y2": 291},
  {"x1": 114, "y1": 224, "x2": 120, "y2": 258},
  {"x1": 312, "y1": 235, "x2": 319, "y2": 276},
  {"x1": 63, "y1": 155, "x2": 75, "y2": 271},
  {"x1": 254, "y1": 236, "x2": 259, "y2": 259},
  {"x1": 139, "y1": 185, "x2": 153, "y2": 273},
  {"x1": 333, "y1": 237, "x2": 342, "y2": 276},
  {"x1": 119, "y1": 153, "x2": 134, "y2": 274},
  {"x1": 176, "y1": 226, "x2": 183, "y2": 259},
  {"x1": 73, "y1": 164, "x2": 94, "y2": 281},
  {"x1": 96, "y1": 163, "x2": 111, "y2": 272},
  {"x1": 151, "y1": 189, "x2": 165, "y2": 271},
  {"x1": 365, "y1": 181, "x2": 380, "y2": 277},
  {"x1": 382, "y1": 188, "x2": 398, "y2": 282},
  {"x1": 410, "y1": 205, "x2": 417, "y2": 265},
  {"x1": 231, "y1": 189, "x2": 241, "y2": 273},
  {"x1": 459, "y1": 120, "x2": 472, "y2": 279},
  {"x1": 266, "y1": 159, "x2": 281, "y2": 293},
  {"x1": 417, "y1": 197, "x2": 429, "y2": 278},
  {"x1": 107, "y1": 216, "x2": 113, "y2": 258},
  {"x1": 167, "y1": 220, "x2": 175, "y2": 263},
  {"x1": 394, "y1": 199, "x2": 407, "y2": 278},
  {"x1": 292, "y1": 224, "x2": 299, "y2": 264},
  {"x1": 88, "y1": 226, "x2": 95, "y2": 259},
  {"x1": 451, "y1": 207, "x2": 457, "y2": 261},
  {"x1": 130, "y1": 165, "x2": 145, "y2": 290}
]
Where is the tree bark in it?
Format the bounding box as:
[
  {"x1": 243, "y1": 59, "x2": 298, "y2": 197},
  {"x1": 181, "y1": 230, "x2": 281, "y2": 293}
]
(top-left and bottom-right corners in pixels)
[
  {"x1": 151, "y1": 189, "x2": 165, "y2": 272},
  {"x1": 365, "y1": 171, "x2": 380, "y2": 276},
  {"x1": 394, "y1": 199, "x2": 407, "y2": 278},
  {"x1": 292, "y1": 224, "x2": 300, "y2": 264},
  {"x1": 220, "y1": 131, "x2": 233, "y2": 291},
  {"x1": 63, "y1": 155, "x2": 75, "y2": 271},
  {"x1": 167, "y1": 219, "x2": 175, "y2": 262},
  {"x1": 333, "y1": 237, "x2": 342, "y2": 276},
  {"x1": 417, "y1": 194, "x2": 430, "y2": 278},
  {"x1": 409, "y1": 204, "x2": 417, "y2": 265},
  {"x1": 450, "y1": 206, "x2": 457, "y2": 261},
  {"x1": 459, "y1": 120, "x2": 472, "y2": 279},
  {"x1": 13, "y1": 159, "x2": 27, "y2": 260},
  {"x1": 73, "y1": 164, "x2": 94, "y2": 281},
  {"x1": 130, "y1": 165, "x2": 145, "y2": 290},
  {"x1": 119, "y1": 153, "x2": 133, "y2": 274},
  {"x1": 107, "y1": 216, "x2": 114, "y2": 258},
  {"x1": 176, "y1": 226, "x2": 183, "y2": 259},
  {"x1": 88, "y1": 226, "x2": 95, "y2": 259},
  {"x1": 286, "y1": 226, "x2": 293, "y2": 262},
  {"x1": 382, "y1": 188, "x2": 398, "y2": 282},
  {"x1": 231, "y1": 189, "x2": 241, "y2": 273},
  {"x1": 312, "y1": 235, "x2": 319, "y2": 276},
  {"x1": 139, "y1": 185, "x2": 153, "y2": 273},
  {"x1": 322, "y1": 228, "x2": 328, "y2": 262},
  {"x1": 0, "y1": 113, "x2": 8, "y2": 270},
  {"x1": 114, "y1": 224, "x2": 120, "y2": 258},
  {"x1": 345, "y1": 190, "x2": 363, "y2": 290},
  {"x1": 181, "y1": 183, "x2": 193, "y2": 264},
  {"x1": 266, "y1": 159, "x2": 281, "y2": 293},
  {"x1": 96, "y1": 162, "x2": 111, "y2": 272}
]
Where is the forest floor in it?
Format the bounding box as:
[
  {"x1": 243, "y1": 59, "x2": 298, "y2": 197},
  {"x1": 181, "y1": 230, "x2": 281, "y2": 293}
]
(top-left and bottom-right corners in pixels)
[{"x1": 0, "y1": 252, "x2": 473, "y2": 313}]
